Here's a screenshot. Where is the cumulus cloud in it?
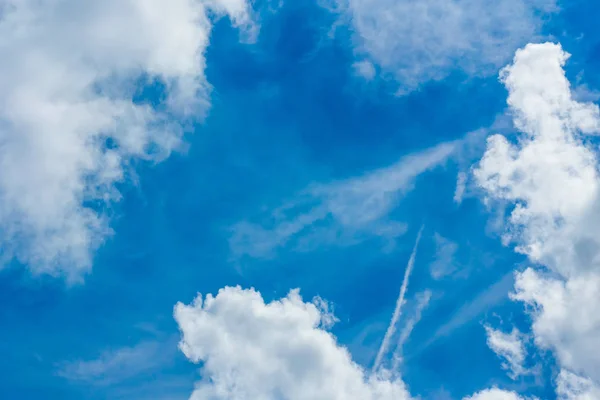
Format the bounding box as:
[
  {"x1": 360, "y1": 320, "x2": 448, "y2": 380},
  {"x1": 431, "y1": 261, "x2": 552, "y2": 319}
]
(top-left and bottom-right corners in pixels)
[
  {"x1": 473, "y1": 42, "x2": 600, "y2": 277},
  {"x1": 0, "y1": 0, "x2": 254, "y2": 279},
  {"x1": 512, "y1": 268, "x2": 600, "y2": 382},
  {"x1": 229, "y1": 142, "x2": 456, "y2": 260},
  {"x1": 474, "y1": 42, "x2": 600, "y2": 394},
  {"x1": 174, "y1": 285, "x2": 542, "y2": 400},
  {"x1": 463, "y1": 388, "x2": 531, "y2": 400},
  {"x1": 484, "y1": 326, "x2": 528, "y2": 379},
  {"x1": 556, "y1": 369, "x2": 600, "y2": 400},
  {"x1": 323, "y1": 0, "x2": 556, "y2": 90},
  {"x1": 174, "y1": 286, "x2": 412, "y2": 400}
]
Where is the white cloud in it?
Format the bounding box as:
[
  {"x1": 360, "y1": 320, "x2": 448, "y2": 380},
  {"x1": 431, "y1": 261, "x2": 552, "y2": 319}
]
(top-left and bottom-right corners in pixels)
[
  {"x1": 463, "y1": 388, "x2": 531, "y2": 400},
  {"x1": 556, "y1": 369, "x2": 600, "y2": 400},
  {"x1": 512, "y1": 268, "x2": 600, "y2": 382},
  {"x1": 392, "y1": 290, "x2": 432, "y2": 370},
  {"x1": 473, "y1": 42, "x2": 600, "y2": 277},
  {"x1": 324, "y1": 0, "x2": 556, "y2": 91},
  {"x1": 57, "y1": 339, "x2": 177, "y2": 386},
  {"x1": 484, "y1": 326, "x2": 528, "y2": 379},
  {"x1": 454, "y1": 172, "x2": 467, "y2": 205},
  {"x1": 423, "y1": 272, "x2": 514, "y2": 348},
  {"x1": 174, "y1": 286, "x2": 412, "y2": 400},
  {"x1": 174, "y1": 285, "x2": 543, "y2": 400},
  {"x1": 0, "y1": 0, "x2": 254, "y2": 279},
  {"x1": 474, "y1": 42, "x2": 600, "y2": 394},
  {"x1": 229, "y1": 142, "x2": 456, "y2": 259},
  {"x1": 373, "y1": 226, "x2": 424, "y2": 372},
  {"x1": 429, "y1": 233, "x2": 459, "y2": 279},
  {"x1": 353, "y1": 60, "x2": 377, "y2": 80}
]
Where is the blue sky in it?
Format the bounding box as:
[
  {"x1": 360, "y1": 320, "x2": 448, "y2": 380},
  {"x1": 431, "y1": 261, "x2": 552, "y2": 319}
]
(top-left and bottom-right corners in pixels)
[{"x1": 1, "y1": 0, "x2": 600, "y2": 399}]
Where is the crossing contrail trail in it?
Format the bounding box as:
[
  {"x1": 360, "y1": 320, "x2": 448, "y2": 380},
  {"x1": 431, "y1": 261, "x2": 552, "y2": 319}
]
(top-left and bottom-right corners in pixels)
[
  {"x1": 391, "y1": 289, "x2": 432, "y2": 372},
  {"x1": 372, "y1": 225, "x2": 424, "y2": 373}
]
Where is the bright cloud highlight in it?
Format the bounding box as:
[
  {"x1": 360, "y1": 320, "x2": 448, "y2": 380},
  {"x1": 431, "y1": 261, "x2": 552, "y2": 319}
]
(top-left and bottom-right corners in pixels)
[
  {"x1": 474, "y1": 42, "x2": 600, "y2": 394},
  {"x1": 0, "y1": 0, "x2": 253, "y2": 279},
  {"x1": 174, "y1": 286, "x2": 412, "y2": 400}
]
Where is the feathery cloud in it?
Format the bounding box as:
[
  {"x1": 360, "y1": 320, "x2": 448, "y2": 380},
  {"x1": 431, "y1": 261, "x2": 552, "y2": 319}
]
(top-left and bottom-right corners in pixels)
[
  {"x1": 229, "y1": 143, "x2": 455, "y2": 260},
  {"x1": 323, "y1": 0, "x2": 556, "y2": 90}
]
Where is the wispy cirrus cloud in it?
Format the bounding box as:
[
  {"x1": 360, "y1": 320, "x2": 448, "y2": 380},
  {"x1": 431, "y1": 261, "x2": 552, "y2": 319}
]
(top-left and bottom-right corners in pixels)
[
  {"x1": 392, "y1": 290, "x2": 432, "y2": 371},
  {"x1": 429, "y1": 233, "x2": 459, "y2": 279},
  {"x1": 229, "y1": 142, "x2": 456, "y2": 260},
  {"x1": 322, "y1": 0, "x2": 557, "y2": 91},
  {"x1": 57, "y1": 338, "x2": 178, "y2": 386},
  {"x1": 422, "y1": 272, "x2": 515, "y2": 349},
  {"x1": 373, "y1": 226, "x2": 424, "y2": 373}
]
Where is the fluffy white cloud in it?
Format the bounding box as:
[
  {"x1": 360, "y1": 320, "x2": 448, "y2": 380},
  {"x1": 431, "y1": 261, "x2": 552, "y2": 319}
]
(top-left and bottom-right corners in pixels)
[
  {"x1": 474, "y1": 42, "x2": 600, "y2": 393},
  {"x1": 174, "y1": 286, "x2": 412, "y2": 400},
  {"x1": 174, "y1": 286, "x2": 543, "y2": 400},
  {"x1": 229, "y1": 142, "x2": 456, "y2": 259},
  {"x1": 324, "y1": 0, "x2": 556, "y2": 90},
  {"x1": 512, "y1": 269, "x2": 600, "y2": 382},
  {"x1": 484, "y1": 326, "x2": 527, "y2": 379},
  {"x1": 556, "y1": 369, "x2": 600, "y2": 400},
  {"x1": 463, "y1": 388, "x2": 530, "y2": 400},
  {"x1": 0, "y1": 0, "x2": 253, "y2": 279},
  {"x1": 474, "y1": 43, "x2": 600, "y2": 277}
]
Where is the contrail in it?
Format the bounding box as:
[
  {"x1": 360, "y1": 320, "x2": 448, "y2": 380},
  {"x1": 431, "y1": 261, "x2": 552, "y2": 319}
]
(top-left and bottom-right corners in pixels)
[
  {"x1": 391, "y1": 290, "x2": 432, "y2": 372},
  {"x1": 372, "y1": 225, "x2": 424, "y2": 373}
]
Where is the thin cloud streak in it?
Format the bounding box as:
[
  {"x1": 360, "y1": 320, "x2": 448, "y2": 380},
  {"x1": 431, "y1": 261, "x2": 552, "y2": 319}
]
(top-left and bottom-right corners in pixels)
[
  {"x1": 392, "y1": 290, "x2": 432, "y2": 372},
  {"x1": 373, "y1": 225, "x2": 424, "y2": 373},
  {"x1": 229, "y1": 142, "x2": 455, "y2": 260}
]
